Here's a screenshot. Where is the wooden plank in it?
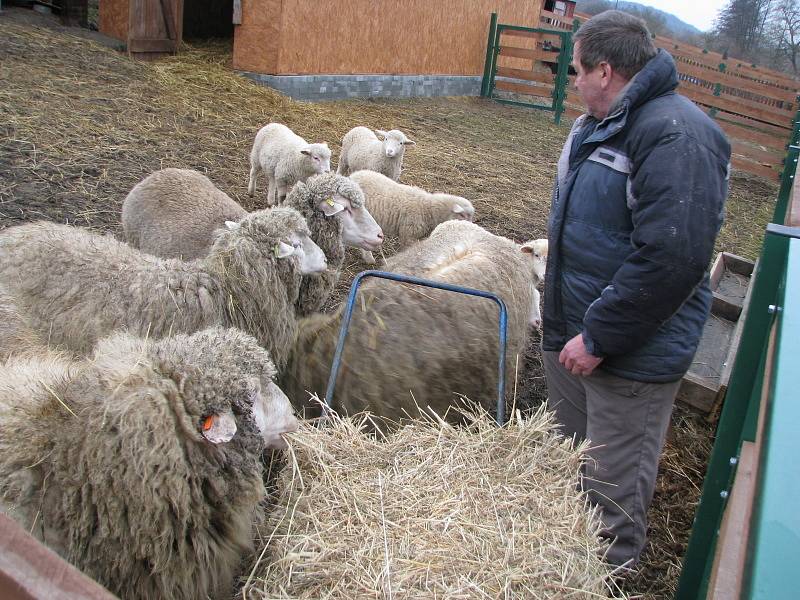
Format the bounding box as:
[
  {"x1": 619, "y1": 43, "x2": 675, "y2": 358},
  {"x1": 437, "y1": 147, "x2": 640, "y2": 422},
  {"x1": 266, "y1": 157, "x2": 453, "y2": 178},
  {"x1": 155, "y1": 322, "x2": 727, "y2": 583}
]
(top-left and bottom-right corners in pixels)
[
  {"x1": 0, "y1": 514, "x2": 118, "y2": 600},
  {"x1": 731, "y1": 140, "x2": 783, "y2": 170},
  {"x1": 680, "y1": 72, "x2": 795, "y2": 117},
  {"x1": 496, "y1": 66, "x2": 554, "y2": 85},
  {"x1": 498, "y1": 46, "x2": 561, "y2": 64},
  {"x1": 494, "y1": 80, "x2": 553, "y2": 102},
  {"x1": 233, "y1": 0, "x2": 242, "y2": 25},
  {"x1": 715, "y1": 110, "x2": 794, "y2": 138},
  {"x1": 679, "y1": 81, "x2": 794, "y2": 128},
  {"x1": 715, "y1": 119, "x2": 787, "y2": 152},
  {"x1": 675, "y1": 60, "x2": 797, "y2": 105},
  {"x1": 731, "y1": 155, "x2": 780, "y2": 180},
  {"x1": 128, "y1": 37, "x2": 176, "y2": 53},
  {"x1": 708, "y1": 441, "x2": 758, "y2": 600},
  {"x1": 677, "y1": 371, "x2": 718, "y2": 413},
  {"x1": 709, "y1": 251, "x2": 726, "y2": 290},
  {"x1": 159, "y1": 0, "x2": 175, "y2": 40},
  {"x1": 791, "y1": 173, "x2": 800, "y2": 227},
  {"x1": 719, "y1": 258, "x2": 756, "y2": 394},
  {"x1": 500, "y1": 28, "x2": 539, "y2": 39}
]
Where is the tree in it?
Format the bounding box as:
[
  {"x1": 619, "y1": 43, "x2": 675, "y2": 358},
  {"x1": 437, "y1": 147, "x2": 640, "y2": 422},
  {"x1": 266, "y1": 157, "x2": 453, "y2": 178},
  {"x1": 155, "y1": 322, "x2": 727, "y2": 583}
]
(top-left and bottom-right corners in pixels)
[
  {"x1": 771, "y1": 0, "x2": 800, "y2": 72},
  {"x1": 714, "y1": 0, "x2": 774, "y2": 56}
]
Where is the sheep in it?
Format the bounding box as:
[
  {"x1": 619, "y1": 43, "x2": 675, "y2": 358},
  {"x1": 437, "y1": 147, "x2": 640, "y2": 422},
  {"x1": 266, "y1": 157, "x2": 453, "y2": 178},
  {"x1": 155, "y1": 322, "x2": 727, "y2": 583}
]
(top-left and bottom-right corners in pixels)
[
  {"x1": 337, "y1": 126, "x2": 415, "y2": 180},
  {"x1": 0, "y1": 207, "x2": 326, "y2": 368},
  {"x1": 0, "y1": 287, "x2": 48, "y2": 361},
  {"x1": 348, "y1": 169, "x2": 475, "y2": 264},
  {"x1": 121, "y1": 169, "x2": 384, "y2": 315},
  {"x1": 520, "y1": 238, "x2": 548, "y2": 328},
  {"x1": 283, "y1": 172, "x2": 383, "y2": 315},
  {"x1": 0, "y1": 326, "x2": 299, "y2": 600},
  {"x1": 281, "y1": 220, "x2": 540, "y2": 427},
  {"x1": 122, "y1": 168, "x2": 247, "y2": 260},
  {"x1": 248, "y1": 123, "x2": 331, "y2": 205}
]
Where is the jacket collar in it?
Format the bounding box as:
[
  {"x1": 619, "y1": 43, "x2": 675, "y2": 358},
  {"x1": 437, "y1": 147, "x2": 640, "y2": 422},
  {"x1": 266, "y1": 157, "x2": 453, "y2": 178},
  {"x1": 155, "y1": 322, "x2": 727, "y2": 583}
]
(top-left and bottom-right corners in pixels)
[{"x1": 583, "y1": 49, "x2": 678, "y2": 145}]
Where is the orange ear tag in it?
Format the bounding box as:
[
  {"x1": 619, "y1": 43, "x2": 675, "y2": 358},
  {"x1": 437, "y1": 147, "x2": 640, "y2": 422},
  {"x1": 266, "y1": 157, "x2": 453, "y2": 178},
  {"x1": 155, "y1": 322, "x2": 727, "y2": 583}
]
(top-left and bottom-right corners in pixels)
[{"x1": 202, "y1": 416, "x2": 215, "y2": 431}]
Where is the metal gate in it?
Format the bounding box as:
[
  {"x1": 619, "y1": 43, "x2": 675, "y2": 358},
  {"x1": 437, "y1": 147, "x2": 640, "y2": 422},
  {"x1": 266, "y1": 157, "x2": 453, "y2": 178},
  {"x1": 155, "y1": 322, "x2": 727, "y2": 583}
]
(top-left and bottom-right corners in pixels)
[{"x1": 480, "y1": 13, "x2": 574, "y2": 125}]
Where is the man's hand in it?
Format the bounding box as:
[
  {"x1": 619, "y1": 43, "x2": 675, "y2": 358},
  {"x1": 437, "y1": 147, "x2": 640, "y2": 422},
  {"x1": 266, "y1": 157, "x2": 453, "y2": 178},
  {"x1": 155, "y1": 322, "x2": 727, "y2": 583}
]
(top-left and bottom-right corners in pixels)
[{"x1": 559, "y1": 333, "x2": 603, "y2": 376}]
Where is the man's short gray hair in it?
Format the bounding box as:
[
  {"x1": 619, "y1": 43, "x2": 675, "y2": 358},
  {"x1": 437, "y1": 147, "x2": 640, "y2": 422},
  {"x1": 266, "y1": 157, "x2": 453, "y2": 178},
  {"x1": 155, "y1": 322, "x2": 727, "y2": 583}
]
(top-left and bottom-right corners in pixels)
[{"x1": 574, "y1": 10, "x2": 657, "y2": 80}]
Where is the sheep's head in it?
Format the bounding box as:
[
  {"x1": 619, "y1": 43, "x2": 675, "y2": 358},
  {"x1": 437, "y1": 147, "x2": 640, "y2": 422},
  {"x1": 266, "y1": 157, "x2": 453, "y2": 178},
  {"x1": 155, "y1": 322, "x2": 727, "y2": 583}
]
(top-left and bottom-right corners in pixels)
[
  {"x1": 300, "y1": 143, "x2": 332, "y2": 175},
  {"x1": 303, "y1": 173, "x2": 384, "y2": 252},
  {"x1": 226, "y1": 207, "x2": 327, "y2": 275},
  {"x1": 375, "y1": 129, "x2": 415, "y2": 159},
  {"x1": 434, "y1": 194, "x2": 474, "y2": 222},
  {"x1": 521, "y1": 238, "x2": 548, "y2": 282}
]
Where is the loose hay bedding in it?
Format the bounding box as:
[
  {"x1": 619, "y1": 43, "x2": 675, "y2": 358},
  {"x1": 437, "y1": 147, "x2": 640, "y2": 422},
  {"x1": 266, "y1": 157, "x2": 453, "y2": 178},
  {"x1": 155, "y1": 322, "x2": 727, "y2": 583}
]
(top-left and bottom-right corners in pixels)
[{"x1": 244, "y1": 408, "x2": 625, "y2": 599}]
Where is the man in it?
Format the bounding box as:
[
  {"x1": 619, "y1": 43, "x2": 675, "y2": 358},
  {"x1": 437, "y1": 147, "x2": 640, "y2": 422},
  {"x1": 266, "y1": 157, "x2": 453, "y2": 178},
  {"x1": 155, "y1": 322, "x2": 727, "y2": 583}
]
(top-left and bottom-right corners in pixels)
[{"x1": 542, "y1": 11, "x2": 730, "y2": 567}]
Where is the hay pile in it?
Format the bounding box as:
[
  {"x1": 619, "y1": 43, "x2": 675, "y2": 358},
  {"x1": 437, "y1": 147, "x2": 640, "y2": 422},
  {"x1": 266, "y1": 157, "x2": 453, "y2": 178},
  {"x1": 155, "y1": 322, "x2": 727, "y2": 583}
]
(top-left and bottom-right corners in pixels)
[{"x1": 244, "y1": 407, "x2": 625, "y2": 599}]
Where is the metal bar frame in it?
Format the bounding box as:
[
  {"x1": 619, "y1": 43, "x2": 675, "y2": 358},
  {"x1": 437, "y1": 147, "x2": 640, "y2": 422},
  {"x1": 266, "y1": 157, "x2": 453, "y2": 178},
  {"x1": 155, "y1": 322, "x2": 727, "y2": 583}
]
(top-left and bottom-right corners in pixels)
[{"x1": 323, "y1": 270, "x2": 510, "y2": 425}]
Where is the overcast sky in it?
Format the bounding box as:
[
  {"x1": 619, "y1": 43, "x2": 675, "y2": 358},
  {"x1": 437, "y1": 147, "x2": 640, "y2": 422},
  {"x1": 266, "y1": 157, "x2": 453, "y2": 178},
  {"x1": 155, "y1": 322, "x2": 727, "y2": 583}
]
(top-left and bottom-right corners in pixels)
[{"x1": 615, "y1": 0, "x2": 728, "y2": 32}]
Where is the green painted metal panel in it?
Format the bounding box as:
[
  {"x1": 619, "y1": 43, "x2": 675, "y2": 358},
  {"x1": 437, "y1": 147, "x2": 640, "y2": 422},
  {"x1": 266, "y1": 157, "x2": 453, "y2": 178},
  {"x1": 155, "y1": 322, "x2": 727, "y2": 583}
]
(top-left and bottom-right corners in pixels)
[
  {"x1": 743, "y1": 238, "x2": 800, "y2": 599},
  {"x1": 480, "y1": 12, "x2": 498, "y2": 98},
  {"x1": 676, "y1": 228, "x2": 792, "y2": 599}
]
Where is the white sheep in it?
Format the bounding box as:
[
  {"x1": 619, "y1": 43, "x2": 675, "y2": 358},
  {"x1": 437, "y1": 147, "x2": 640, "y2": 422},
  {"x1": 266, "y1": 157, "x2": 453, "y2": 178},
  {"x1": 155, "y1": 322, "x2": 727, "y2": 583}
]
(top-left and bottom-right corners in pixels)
[
  {"x1": 0, "y1": 326, "x2": 298, "y2": 600},
  {"x1": 337, "y1": 126, "x2": 415, "y2": 180},
  {"x1": 282, "y1": 220, "x2": 540, "y2": 426},
  {"x1": 120, "y1": 169, "x2": 384, "y2": 315},
  {"x1": 122, "y1": 168, "x2": 248, "y2": 260},
  {"x1": 0, "y1": 208, "x2": 326, "y2": 369},
  {"x1": 348, "y1": 169, "x2": 475, "y2": 264},
  {"x1": 248, "y1": 123, "x2": 331, "y2": 205}
]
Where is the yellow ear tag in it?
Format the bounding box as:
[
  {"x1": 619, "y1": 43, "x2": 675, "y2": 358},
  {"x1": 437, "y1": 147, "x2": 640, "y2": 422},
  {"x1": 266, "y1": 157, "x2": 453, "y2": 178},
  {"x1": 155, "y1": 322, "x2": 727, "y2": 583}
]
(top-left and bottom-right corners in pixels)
[
  {"x1": 326, "y1": 198, "x2": 336, "y2": 206},
  {"x1": 273, "y1": 244, "x2": 280, "y2": 257}
]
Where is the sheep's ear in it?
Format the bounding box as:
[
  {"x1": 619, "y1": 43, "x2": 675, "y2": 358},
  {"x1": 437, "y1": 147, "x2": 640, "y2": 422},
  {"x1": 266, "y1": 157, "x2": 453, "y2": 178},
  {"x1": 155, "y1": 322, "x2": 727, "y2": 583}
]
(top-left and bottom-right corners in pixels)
[
  {"x1": 520, "y1": 243, "x2": 534, "y2": 255},
  {"x1": 275, "y1": 241, "x2": 295, "y2": 258},
  {"x1": 300, "y1": 148, "x2": 312, "y2": 156},
  {"x1": 375, "y1": 129, "x2": 388, "y2": 139},
  {"x1": 201, "y1": 412, "x2": 237, "y2": 444},
  {"x1": 319, "y1": 198, "x2": 345, "y2": 217},
  {"x1": 452, "y1": 204, "x2": 464, "y2": 214},
  {"x1": 225, "y1": 220, "x2": 240, "y2": 230},
  {"x1": 403, "y1": 139, "x2": 416, "y2": 146}
]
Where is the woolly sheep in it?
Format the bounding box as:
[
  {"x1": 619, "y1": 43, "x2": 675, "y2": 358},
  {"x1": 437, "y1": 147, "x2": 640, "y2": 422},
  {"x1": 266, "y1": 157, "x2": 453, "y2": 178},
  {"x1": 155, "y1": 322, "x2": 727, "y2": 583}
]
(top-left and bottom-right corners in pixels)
[
  {"x1": 0, "y1": 208, "x2": 325, "y2": 368},
  {"x1": 122, "y1": 168, "x2": 248, "y2": 260},
  {"x1": 120, "y1": 169, "x2": 384, "y2": 315},
  {"x1": 0, "y1": 327, "x2": 298, "y2": 600},
  {"x1": 348, "y1": 169, "x2": 475, "y2": 264},
  {"x1": 281, "y1": 220, "x2": 538, "y2": 427},
  {"x1": 0, "y1": 287, "x2": 47, "y2": 361},
  {"x1": 248, "y1": 123, "x2": 331, "y2": 205},
  {"x1": 521, "y1": 238, "x2": 548, "y2": 282},
  {"x1": 283, "y1": 172, "x2": 383, "y2": 315},
  {"x1": 337, "y1": 126, "x2": 415, "y2": 180}
]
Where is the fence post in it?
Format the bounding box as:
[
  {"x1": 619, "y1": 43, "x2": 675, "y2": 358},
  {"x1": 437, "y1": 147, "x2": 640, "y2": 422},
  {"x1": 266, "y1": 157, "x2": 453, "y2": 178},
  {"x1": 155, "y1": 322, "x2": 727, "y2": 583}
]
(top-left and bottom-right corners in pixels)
[
  {"x1": 552, "y1": 30, "x2": 572, "y2": 125},
  {"x1": 480, "y1": 12, "x2": 498, "y2": 98}
]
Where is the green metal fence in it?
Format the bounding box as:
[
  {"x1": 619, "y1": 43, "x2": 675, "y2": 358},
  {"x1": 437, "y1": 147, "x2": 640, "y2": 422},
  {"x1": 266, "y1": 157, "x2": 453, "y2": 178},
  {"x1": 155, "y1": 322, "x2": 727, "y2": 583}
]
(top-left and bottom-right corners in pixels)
[
  {"x1": 675, "y1": 111, "x2": 800, "y2": 598},
  {"x1": 480, "y1": 13, "x2": 573, "y2": 124}
]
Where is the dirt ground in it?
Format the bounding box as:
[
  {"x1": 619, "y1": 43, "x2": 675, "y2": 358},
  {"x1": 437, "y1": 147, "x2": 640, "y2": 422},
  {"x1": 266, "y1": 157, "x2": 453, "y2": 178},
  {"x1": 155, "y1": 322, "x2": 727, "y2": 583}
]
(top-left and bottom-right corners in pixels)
[{"x1": 0, "y1": 8, "x2": 779, "y2": 599}]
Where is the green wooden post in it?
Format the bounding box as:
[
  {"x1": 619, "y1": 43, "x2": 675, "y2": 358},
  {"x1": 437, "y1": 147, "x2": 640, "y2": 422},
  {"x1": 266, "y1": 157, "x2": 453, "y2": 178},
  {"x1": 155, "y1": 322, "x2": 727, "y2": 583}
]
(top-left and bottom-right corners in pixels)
[{"x1": 480, "y1": 12, "x2": 498, "y2": 98}]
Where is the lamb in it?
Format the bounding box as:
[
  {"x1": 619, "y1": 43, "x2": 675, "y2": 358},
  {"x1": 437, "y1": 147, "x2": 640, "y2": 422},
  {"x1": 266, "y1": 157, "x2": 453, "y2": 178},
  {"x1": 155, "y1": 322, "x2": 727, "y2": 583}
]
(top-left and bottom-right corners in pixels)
[
  {"x1": 348, "y1": 169, "x2": 475, "y2": 264},
  {"x1": 337, "y1": 126, "x2": 415, "y2": 180},
  {"x1": 0, "y1": 326, "x2": 299, "y2": 600},
  {"x1": 521, "y1": 238, "x2": 548, "y2": 282},
  {"x1": 122, "y1": 168, "x2": 248, "y2": 260},
  {"x1": 281, "y1": 220, "x2": 540, "y2": 427},
  {"x1": 248, "y1": 123, "x2": 331, "y2": 205},
  {"x1": 0, "y1": 207, "x2": 326, "y2": 369},
  {"x1": 121, "y1": 169, "x2": 384, "y2": 314}
]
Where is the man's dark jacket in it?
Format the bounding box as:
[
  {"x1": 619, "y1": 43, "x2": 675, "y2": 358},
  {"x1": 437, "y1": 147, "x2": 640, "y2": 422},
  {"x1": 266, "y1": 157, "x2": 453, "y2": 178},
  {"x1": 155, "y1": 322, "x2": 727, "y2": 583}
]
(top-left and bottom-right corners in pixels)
[{"x1": 543, "y1": 49, "x2": 731, "y2": 383}]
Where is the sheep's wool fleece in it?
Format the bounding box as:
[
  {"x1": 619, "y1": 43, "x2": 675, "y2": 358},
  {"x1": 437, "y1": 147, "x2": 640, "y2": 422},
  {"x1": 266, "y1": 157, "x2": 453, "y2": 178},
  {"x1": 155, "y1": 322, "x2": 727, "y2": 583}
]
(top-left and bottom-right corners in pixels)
[
  {"x1": 286, "y1": 173, "x2": 365, "y2": 315},
  {"x1": 243, "y1": 409, "x2": 623, "y2": 599},
  {"x1": 0, "y1": 328, "x2": 275, "y2": 600}
]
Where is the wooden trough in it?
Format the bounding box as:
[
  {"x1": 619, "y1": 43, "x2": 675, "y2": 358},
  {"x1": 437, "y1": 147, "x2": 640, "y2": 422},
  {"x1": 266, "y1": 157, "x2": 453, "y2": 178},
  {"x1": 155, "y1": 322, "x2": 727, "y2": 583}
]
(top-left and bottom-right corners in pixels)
[{"x1": 677, "y1": 252, "x2": 756, "y2": 413}]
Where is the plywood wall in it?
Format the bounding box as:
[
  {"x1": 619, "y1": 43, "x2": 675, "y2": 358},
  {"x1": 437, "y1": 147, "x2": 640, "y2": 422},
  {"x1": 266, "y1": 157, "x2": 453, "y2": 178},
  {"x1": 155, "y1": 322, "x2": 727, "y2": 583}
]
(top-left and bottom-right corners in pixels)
[
  {"x1": 233, "y1": 0, "x2": 284, "y2": 75},
  {"x1": 99, "y1": 0, "x2": 129, "y2": 42},
  {"x1": 234, "y1": 0, "x2": 544, "y2": 75}
]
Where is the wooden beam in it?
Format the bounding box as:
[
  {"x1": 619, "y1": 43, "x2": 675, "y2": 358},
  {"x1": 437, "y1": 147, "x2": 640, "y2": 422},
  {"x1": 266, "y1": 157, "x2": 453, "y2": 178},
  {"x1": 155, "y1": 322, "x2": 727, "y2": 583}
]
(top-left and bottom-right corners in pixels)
[
  {"x1": 159, "y1": 0, "x2": 175, "y2": 41},
  {"x1": 233, "y1": 0, "x2": 242, "y2": 25},
  {"x1": 715, "y1": 119, "x2": 787, "y2": 152},
  {"x1": 128, "y1": 38, "x2": 177, "y2": 53},
  {"x1": 680, "y1": 82, "x2": 793, "y2": 128},
  {"x1": 731, "y1": 155, "x2": 780, "y2": 180},
  {"x1": 496, "y1": 66, "x2": 554, "y2": 85}
]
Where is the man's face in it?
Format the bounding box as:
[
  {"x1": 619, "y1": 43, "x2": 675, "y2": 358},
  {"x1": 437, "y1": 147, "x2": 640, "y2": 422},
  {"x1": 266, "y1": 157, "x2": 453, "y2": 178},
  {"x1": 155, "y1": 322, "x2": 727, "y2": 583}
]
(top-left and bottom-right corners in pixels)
[{"x1": 572, "y1": 42, "x2": 607, "y2": 119}]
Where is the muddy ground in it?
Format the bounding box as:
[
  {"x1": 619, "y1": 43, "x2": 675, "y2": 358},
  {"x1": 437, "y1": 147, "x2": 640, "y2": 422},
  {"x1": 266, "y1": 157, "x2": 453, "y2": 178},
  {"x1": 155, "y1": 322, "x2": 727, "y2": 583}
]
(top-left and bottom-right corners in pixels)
[{"x1": 0, "y1": 8, "x2": 780, "y2": 598}]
